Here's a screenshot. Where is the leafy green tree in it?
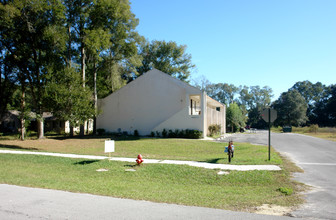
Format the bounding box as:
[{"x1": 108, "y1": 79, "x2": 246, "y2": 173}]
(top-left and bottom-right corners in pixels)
[
  {"x1": 238, "y1": 86, "x2": 273, "y2": 128},
  {"x1": 290, "y1": 81, "x2": 326, "y2": 104},
  {"x1": 191, "y1": 75, "x2": 213, "y2": 93},
  {"x1": 45, "y1": 67, "x2": 95, "y2": 133},
  {"x1": 0, "y1": 46, "x2": 17, "y2": 118},
  {"x1": 273, "y1": 90, "x2": 308, "y2": 126},
  {"x1": 63, "y1": 0, "x2": 140, "y2": 135},
  {"x1": 311, "y1": 84, "x2": 336, "y2": 126},
  {"x1": 208, "y1": 83, "x2": 239, "y2": 106},
  {"x1": 226, "y1": 102, "x2": 246, "y2": 132},
  {"x1": 326, "y1": 85, "x2": 336, "y2": 125},
  {"x1": 0, "y1": 0, "x2": 66, "y2": 139},
  {"x1": 137, "y1": 40, "x2": 195, "y2": 82},
  {"x1": 93, "y1": 0, "x2": 142, "y2": 96},
  {"x1": 239, "y1": 85, "x2": 273, "y2": 110},
  {"x1": 1, "y1": 0, "x2": 142, "y2": 137},
  {"x1": 85, "y1": 0, "x2": 142, "y2": 133},
  {"x1": 289, "y1": 81, "x2": 328, "y2": 124}
]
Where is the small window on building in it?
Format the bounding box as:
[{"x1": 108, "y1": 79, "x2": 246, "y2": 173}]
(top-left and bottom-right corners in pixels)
[
  {"x1": 216, "y1": 107, "x2": 221, "y2": 112},
  {"x1": 189, "y1": 95, "x2": 201, "y2": 115}
]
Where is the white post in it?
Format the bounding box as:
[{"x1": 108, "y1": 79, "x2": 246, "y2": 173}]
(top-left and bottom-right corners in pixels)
[
  {"x1": 223, "y1": 105, "x2": 226, "y2": 134},
  {"x1": 201, "y1": 92, "x2": 207, "y2": 138}
]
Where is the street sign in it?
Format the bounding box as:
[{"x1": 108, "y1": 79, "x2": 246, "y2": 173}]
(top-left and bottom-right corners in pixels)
[
  {"x1": 105, "y1": 140, "x2": 115, "y2": 161},
  {"x1": 105, "y1": 140, "x2": 115, "y2": 153},
  {"x1": 261, "y1": 108, "x2": 277, "y2": 123},
  {"x1": 261, "y1": 108, "x2": 277, "y2": 161}
]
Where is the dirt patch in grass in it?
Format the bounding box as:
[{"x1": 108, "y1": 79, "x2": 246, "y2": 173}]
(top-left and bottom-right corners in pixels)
[{"x1": 255, "y1": 204, "x2": 294, "y2": 216}]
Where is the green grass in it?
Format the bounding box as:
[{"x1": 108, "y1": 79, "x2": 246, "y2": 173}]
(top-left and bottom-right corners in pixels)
[
  {"x1": 0, "y1": 137, "x2": 282, "y2": 165},
  {"x1": 0, "y1": 153, "x2": 303, "y2": 211},
  {"x1": 272, "y1": 126, "x2": 336, "y2": 142}
]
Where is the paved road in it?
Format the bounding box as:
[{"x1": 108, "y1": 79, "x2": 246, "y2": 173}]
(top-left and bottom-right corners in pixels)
[
  {"x1": 0, "y1": 184, "x2": 298, "y2": 220},
  {"x1": 221, "y1": 130, "x2": 336, "y2": 220}
]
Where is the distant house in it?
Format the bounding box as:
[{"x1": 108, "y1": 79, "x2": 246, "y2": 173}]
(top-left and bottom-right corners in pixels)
[
  {"x1": 97, "y1": 69, "x2": 226, "y2": 137},
  {"x1": 0, "y1": 110, "x2": 22, "y2": 133},
  {"x1": 0, "y1": 110, "x2": 93, "y2": 134}
]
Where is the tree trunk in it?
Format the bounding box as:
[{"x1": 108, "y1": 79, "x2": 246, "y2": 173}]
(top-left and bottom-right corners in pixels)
[
  {"x1": 109, "y1": 51, "x2": 114, "y2": 92},
  {"x1": 70, "y1": 125, "x2": 74, "y2": 137},
  {"x1": 20, "y1": 85, "x2": 25, "y2": 141},
  {"x1": 37, "y1": 117, "x2": 44, "y2": 139},
  {"x1": 79, "y1": 124, "x2": 85, "y2": 136},
  {"x1": 93, "y1": 117, "x2": 97, "y2": 135},
  {"x1": 81, "y1": 46, "x2": 86, "y2": 87},
  {"x1": 79, "y1": 43, "x2": 86, "y2": 136},
  {"x1": 85, "y1": 120, "x2": 90, "y2": 135},
  {"x1": 67, "y1": 23, "x2": 72, "y2": 67},
  {"x1": 93, "y1": 61, "x2": 97, "y2": 135}
]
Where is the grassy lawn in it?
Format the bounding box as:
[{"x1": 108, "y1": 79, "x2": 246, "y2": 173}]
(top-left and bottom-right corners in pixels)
[
  {"x1": 0, "y1": 153, "x2": 304, "y2": 212},
  {"x1": 272, "y1": 126, "x2": 336, "y2": 142},
  {"x1": 0, "y1": 136, "x2": 305, "y2": 212},
  {"x1": 306, "y1": 133, "x2": 336, "y2": 141},
  {"x1": 0, "y1": 137, "x2": 282, "y2": 165}
]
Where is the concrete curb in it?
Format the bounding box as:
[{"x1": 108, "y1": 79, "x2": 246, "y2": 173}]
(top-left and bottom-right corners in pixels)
[{"x1": 0, "y1": 149, "x2": 281, "y2": 171}]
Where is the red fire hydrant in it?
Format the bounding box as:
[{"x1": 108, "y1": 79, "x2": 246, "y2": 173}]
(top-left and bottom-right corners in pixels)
[{"x1": 136, "y1": 154, "x2": 143, "y2": 165}]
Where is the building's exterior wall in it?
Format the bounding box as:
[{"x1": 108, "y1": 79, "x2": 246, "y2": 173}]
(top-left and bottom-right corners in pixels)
[
  {"x1": 206, "y1": 105, "x2": 226, "y2": 135},
  {"x1": 152, "y1": 98, "x2": 203, "y2": 133},
  {"x1": 97, "y1": 69, "x2": 204, "y2": 136},
  {"x1": 205, "y1": 96, "x2": 226, "y2": 136},
  {"x1": 97, "y1": 69, "x2": 226, "y2": 137}
]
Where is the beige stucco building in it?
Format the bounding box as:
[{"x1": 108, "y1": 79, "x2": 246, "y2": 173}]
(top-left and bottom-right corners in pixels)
[{"x1": 97, "y1": 69, "x2": 225, "y2": 137}]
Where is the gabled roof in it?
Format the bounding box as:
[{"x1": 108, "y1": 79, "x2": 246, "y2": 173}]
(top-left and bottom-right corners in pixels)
[
  {"x1": 146, "y1": 68, "x2": 202, "y2": 93},
  {"x1": 101, "y1": 68, "x2": 202, "y2": 100},
  {"x1": 4, "y1": 110, "x2": 56, "y2": 120},
  {"x1": 101, "y1": 68, "x2": 225, "y2": 107}
]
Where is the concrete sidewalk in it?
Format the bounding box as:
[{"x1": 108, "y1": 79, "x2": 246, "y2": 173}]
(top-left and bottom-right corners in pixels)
[{"x1": 0, "y1": 149, "x2": 281, "y2": 171}]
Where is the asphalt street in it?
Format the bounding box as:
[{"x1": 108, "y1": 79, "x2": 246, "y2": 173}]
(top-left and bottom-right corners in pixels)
[
  {"x1": 0, "y1": 184, "x2": 298, "y2": 220},
  {"x1": 222, "y1": 130, "x2": 336, "y2": 220}
]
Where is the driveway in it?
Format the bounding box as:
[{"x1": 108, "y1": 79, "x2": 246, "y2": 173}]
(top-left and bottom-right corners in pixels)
[{"x1": 221, "y1": 130, "x2": 336, "y2": 220}]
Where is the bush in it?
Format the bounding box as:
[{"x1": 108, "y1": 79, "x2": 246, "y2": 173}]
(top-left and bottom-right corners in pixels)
[
  {"x1": 97, "y1": 128, "x2": 105, "y2": 136},
  {"x1": 168, "y1": 129, "x2": 174, "y2": 138},
  {"x1": 309, "y1": 124, "x2": 319, "y2": 133},
  {"x1": 168, "y1": 129, "x2": 179, "y2": 138},
  {"x1": 160, "y1": 128, "x2": 202, "y2": 139},
  {"x1": 150, "y1": 131, "x2": 155, "y2": 137},
  {"x1": 278, "y1": 187, "x2": 293, "y2": 196},
  {"x1": 185, "y1": 129, "x2": 203, "y2": 139},
  {"x1": 162, "y1": 129, "x2": 167, "y2": 138},
  {"x1": 208, "y1": 124, "x2": 221, "y2": 137},
  {"x1": 179, "y1": 129, "x2": 186, "y2": 138},
  {"x1": 134, "y1": 130, "x2": 139, "y2": 137}
]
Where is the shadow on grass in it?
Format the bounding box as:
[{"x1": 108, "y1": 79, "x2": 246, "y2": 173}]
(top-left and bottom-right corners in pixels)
[
  {"x1": 124, "y1": 164, "x2": 137, "y2": 168},
  {"x1": 73, "y1": 160, "x2": 100, "y2": 165},
  {"x1": 200, "y1": 158, "x2": 226, "y2": 164},
  {"x1": 0, "y1": 144, "x2": 39, "y2": 151},
  {"x1": 48, "y1": 134, "x2": 141, "y2": 142}
]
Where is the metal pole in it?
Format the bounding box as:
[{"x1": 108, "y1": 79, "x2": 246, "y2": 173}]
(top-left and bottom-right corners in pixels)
[{"x1": 268, "y1": 108, "x2": 271, "y2": 161}]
